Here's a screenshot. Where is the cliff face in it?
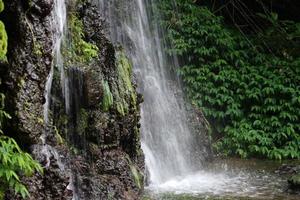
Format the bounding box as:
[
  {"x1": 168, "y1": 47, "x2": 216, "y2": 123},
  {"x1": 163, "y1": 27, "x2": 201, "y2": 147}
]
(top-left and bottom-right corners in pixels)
[{"x1": 2, "y1": 0, "x2": 144, "y2": 199}]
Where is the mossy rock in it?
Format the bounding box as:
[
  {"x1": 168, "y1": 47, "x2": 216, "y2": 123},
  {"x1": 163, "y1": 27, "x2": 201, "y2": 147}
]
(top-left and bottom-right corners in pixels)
[
  {"x1": 0, "y1": 0, "x2": 4, "y2": 13},
  {"x1": 112, "y1": 50, "x2": 137, "y2": 116},
  {"x1": 126, "y1": 156, "x2": 143, "y2": 189},
  {"x1": 288, "y1": 174, "x2": 300, "y2": 190},
  {"x1": 63, "y1": 13, "x2": 98, "y2": 65},
  {"x1": 130, "y1": 164, "x2": 143, "y2": 189},
  {"x1": 101, "y1": 80, "x2": 114, "y2": 111},
  {"x1": 0, "y1": 21, "x2": 7, "y2": 61}
]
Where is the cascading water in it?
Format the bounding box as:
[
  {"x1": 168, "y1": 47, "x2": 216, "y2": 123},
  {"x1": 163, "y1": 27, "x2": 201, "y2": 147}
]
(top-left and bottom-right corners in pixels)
[
  {"x1": 98, "y1": 0, "x2": 205, "y2": 185},
  {"x1": 43, "y1": 1, "x2": 80, "y2": 199},
  {"x1": 42, "y1": 0, "x2": 67, "y2": 169}
]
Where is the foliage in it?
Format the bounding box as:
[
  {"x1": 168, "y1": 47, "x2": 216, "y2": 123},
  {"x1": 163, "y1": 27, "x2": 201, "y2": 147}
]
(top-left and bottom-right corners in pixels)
[
  {"x1": 0, "y1": 89, "x2": 43, "y2": 198},
  {"x1": 63, "y1": 13, "x2": 98, "y2": 65},
  {"x1": 0, "y1": 136, "x2": 43, "y2": 198},
  {"x1": 159, "y1": 0, "x2": 300, "y2": 159}
]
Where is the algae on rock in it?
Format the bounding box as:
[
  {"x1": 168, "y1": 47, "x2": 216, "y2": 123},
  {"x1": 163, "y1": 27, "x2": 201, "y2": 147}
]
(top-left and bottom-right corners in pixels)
[
  {"x1": 102, "y1": 80, "x2": 114, "y2": 112},
  {"x1": 111, "y1": 50, "x2": 137, "y2": 116},
  {"x1": 0, "y1": 0, "x2": 7, "y2": 61},
  {"x1": 63, "y1": 13, "x2": 98, "y2": 67}
]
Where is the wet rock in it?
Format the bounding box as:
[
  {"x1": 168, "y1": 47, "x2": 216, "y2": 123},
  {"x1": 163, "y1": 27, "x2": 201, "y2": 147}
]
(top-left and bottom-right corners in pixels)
[
  {"x1": 30, "y1": 0, "x2": 54, "y2": 17},
  {"x1": 3, "y1": 0, "x2": 54, "y2": 144},
  {"x1": 275, "y1": 164, "x2": 300, "y2": 175}
]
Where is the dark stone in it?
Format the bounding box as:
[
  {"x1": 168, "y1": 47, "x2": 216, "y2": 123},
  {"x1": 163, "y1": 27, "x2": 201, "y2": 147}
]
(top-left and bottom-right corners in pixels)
[
  {"x1": 30, "y1": 0, "x2": 54, "y2": 17},
  {"x1": 275, "y1": 164, "x2": 300, "y2": 175},
  {"x1": 3, "y1": 0, "x2": 54, "y2": 144}
]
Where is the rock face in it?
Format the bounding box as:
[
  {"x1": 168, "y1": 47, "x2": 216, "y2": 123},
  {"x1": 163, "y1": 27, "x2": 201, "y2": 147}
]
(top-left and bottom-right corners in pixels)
[
  {"x1": 2, "y1": 0, "x2": 144, "y2": 199},
  {"x1": 2, "y1": 0, "x2": 54, "y2": 144}
]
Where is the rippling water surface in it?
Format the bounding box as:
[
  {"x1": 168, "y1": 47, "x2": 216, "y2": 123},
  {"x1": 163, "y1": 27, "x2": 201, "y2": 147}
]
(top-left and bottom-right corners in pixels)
[{"x1": 145, "y1": 158, "x2": 300, "y2": 200}]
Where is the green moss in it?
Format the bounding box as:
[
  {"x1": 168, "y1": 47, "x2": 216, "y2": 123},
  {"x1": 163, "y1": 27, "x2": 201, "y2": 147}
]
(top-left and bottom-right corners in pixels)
[
  {"x1": 0, "y1": 21, "x2": 7, "y2": 61},
  {"x1": 0, "y1": 0, "x2": 4, "y2": 13},
  {"x1": 126, "y1": 156, "x2": 143, "y2": 189},
  {"x1": 54, "y1": 125, "x2": 64, "y2": 145},
  {"x1": 102, "y1": 80, "x2": 114, "y2": 112},
  {"x1": 63, "y1": 13, "x2": 98, "y2": 66},
  {"x1": 117, "y1": 51, "x2": 137, "y2": 104},
  {"x1": 130, "y1": 164, "x2": 142, "y2": 189},
  {"x1": 116, "y1": 101, "x2": 126, "y2": 116},
  {"x1": 112, "y1": 51, "x2": 137, "y2": 116},
  {"x1": 33, "y1": 42, "x2": 43, "y2": 57}
]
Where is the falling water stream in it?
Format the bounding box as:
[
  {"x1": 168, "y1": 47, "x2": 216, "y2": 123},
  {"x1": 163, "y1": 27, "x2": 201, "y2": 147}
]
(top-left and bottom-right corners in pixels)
[
  {"x1": 43, "y1": 0, "x2": 79, "y2": 199},
  {"x1": 42, "y1": 0, "x2": 67, "y2": 169}
]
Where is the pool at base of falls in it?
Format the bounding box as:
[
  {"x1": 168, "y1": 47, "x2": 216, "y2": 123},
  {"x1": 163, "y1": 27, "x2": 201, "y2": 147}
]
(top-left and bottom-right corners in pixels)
[{"x1": 144, "y1": 158, "x2": 300, "y2": 200}]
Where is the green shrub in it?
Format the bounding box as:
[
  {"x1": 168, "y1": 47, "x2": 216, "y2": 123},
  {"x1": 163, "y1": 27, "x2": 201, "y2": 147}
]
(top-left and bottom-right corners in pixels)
[{"x1": 159, "y1": 0, "x2": 300, "y2": 159}]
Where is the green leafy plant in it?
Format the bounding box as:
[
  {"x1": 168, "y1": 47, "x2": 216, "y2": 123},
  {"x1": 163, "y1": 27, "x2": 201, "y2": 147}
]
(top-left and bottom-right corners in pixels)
[{"x1": 159, "y1": 0, "x2": 300, "y2": 159}]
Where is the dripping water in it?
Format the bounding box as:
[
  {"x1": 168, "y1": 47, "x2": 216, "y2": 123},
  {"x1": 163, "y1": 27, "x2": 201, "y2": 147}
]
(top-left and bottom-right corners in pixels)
[{"x1": 42, "y1": 0, "x2": 67, "y2": 169}]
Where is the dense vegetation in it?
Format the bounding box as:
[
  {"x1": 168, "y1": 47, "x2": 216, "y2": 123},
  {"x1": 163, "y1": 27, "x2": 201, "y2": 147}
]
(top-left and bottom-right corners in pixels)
[
  {"x1": 159, "y1": 0, "x2": 300, "y2": 159},
  {"x1": 0, "y1": 1, "x2": 42, "y2": 198}
]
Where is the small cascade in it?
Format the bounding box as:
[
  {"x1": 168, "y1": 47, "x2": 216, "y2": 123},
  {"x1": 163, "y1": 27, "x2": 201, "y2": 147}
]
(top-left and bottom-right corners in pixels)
[
  {"x1": 98, "y1": 0, "x2": 205, "y2": 185},
  {"x1": 42, "y1": 0, "x2": 81, "y2": 199},
  {"x1": 42, "y1": 0, "x2": 67, "y2": 168}
]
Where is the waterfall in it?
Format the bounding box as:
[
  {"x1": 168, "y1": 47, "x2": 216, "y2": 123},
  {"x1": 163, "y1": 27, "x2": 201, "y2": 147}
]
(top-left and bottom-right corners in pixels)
[
  {"x1": 42, "y1": 0, "x2": 67, "y2": 167},
  {"x1": 98, "y1": 0, "x2": 205, "y2": 185}
]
